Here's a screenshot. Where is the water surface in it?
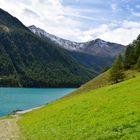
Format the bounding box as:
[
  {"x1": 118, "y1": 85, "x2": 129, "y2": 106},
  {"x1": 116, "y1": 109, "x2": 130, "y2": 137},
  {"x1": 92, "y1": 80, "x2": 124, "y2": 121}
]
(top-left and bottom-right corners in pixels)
[{"x1": 0, "y1": 88, "x2": 76, "y2": 117}]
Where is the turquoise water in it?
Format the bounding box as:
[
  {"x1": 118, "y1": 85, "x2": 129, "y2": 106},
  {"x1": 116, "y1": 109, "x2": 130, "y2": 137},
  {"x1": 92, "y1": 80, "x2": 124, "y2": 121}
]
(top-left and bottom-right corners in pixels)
[{"x1": 0, "y1": 88, "x2": 76, "y2": 117}]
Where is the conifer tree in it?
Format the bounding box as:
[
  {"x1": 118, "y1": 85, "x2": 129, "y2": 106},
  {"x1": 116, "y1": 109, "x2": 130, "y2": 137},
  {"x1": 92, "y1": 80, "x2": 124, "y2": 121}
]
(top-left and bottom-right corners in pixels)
[
  {"x1": 110, "y1": 55, "x2": 125, "y2": 83},
  {"x1": 136, "y1": 56, "x2": 140, "y2": 70},
  {"x1": 135, "y1": 35, "x2": 140, "y2": 60},
  {"x1": 124, "y1": 44, "x2": 136, "y2": 69}
]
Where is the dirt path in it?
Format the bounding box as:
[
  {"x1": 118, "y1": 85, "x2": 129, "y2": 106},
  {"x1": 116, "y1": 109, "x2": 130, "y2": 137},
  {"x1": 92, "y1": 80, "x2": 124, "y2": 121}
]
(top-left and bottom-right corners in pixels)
[
  {"x1": 0, "y1": 106, "x2": 43, "y2": 140},
  {"x1": 0, "y1": 115, "x2": 24, "y2": 140}
]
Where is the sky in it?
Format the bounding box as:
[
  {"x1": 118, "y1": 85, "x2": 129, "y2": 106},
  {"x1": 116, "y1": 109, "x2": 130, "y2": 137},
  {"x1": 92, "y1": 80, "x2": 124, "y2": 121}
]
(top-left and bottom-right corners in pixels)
[{"x1": 0, "y1": 0, "x2": 140, "y2": 45}]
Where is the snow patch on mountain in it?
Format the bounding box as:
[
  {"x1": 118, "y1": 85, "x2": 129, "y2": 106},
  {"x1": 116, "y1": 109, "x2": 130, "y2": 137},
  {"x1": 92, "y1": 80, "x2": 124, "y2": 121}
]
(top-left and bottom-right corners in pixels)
[
  {"x1": 29, "y1": 25, "x2": 86, "y2": 51},
  {"x1": 29, "y1": 25, "x2": 126, "y2": 57}
]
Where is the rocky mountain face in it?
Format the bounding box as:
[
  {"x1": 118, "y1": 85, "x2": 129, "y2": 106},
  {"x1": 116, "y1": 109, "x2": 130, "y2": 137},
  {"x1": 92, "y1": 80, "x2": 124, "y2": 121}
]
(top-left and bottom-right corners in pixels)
[
  {"x1": 29, "y1": 25, "x2": 126, "y2": 73},
  {"x1": 29, "y1": 25, "x2": 126, "y2": 58}
]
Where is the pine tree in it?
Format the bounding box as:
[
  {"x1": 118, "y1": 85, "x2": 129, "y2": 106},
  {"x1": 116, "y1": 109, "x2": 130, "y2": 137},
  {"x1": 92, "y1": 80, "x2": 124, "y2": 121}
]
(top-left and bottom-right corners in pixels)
[
  {"x1": 124, "y1": 44, "x2": 136, "y2": 69},
  {"x1": 136, "y1": 56, "x2": 140, "y2": 70},
  {"x1": 110, "y1": 55, "x2": 125, "y2": 83},
  {"x1": 135, "y1": 35, "x2": 140, "y2": 60}
]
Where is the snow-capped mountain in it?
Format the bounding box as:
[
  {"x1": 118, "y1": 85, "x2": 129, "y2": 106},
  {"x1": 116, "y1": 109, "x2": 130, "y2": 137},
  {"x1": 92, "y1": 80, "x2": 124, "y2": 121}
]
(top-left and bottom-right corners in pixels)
[
  {"x1": 29, "y1": 25, "x2": 126, "y2": 57},
  {"x1": 29, "y1": 25, "x2": 85, "y2": 51}
]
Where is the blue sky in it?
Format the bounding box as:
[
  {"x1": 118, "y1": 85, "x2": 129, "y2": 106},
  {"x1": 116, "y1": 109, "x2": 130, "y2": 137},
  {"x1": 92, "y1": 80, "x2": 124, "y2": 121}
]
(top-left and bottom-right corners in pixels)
[{"x1": 0, "y1": 0, "x2": 140, "y2": 45}]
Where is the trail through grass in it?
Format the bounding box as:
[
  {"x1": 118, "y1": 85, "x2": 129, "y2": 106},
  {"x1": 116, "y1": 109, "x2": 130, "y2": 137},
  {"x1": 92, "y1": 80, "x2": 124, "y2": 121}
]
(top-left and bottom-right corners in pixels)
[{"x1": 0, "y1": 115, "x2": 25, "y2": 140}]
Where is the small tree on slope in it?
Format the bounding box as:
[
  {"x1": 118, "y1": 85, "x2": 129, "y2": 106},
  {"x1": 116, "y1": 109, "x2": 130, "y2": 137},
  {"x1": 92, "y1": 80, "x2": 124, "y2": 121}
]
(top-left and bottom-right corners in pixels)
[{"x1": 110, "y1": 55, "x2": 125, "y2": 84}]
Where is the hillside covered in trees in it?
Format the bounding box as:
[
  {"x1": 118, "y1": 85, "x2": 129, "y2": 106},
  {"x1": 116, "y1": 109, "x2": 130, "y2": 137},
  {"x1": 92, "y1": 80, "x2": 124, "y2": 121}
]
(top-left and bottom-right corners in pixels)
[
  {"x1": 0, "y1": 8, "x2": 126, "y2": 88},
  {"x1": 108, "y1": 34, "x2": 140, "y2": 84},
  {"x1": 0, "y1": 8, "x2": 94, "y2": 87},
  {"x1": 124, "y1": 35, "x2": 140, "y2": 69}
]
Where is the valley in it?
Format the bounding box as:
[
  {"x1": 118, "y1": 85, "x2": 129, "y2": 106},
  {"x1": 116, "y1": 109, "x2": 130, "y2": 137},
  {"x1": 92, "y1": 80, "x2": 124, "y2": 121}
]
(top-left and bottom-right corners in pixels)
[
  {"x1": 0, "y1": 3, "x2": 140, "y2": 140},
  {"x1": 0, "y1": 8, "x2": 125, "y2": 88}
]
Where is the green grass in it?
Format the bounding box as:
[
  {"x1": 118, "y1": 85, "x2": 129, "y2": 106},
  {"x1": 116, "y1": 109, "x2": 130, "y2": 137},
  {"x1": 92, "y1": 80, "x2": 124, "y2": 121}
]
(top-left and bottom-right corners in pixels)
[
  {"x1": 18, "y1": 73, "x2": 140, "y2": 140},
  {"x1": 0, "y1": 115, "x2": 13, "y2": 120},
  {"x1": 70, "y1": 69, "x2": 139, "y2": 96}
]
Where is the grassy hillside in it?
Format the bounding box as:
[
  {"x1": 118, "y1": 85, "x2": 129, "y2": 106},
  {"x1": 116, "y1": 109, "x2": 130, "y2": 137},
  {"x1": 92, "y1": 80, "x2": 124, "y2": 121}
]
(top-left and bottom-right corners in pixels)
[
  {"x1": 70, "y1": 69, "x2": 139, "y2": 96},
  {"x1": 18, "y1": 73, "x2": 140, "y2": 140}
]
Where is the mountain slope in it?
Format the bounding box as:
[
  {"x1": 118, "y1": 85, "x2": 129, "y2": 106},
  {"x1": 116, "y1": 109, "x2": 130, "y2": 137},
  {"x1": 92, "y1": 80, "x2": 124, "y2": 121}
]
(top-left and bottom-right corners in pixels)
[
  {"x1": 68, "y1": 51, "x2": 114, "y2": 73},
  {"x1": 0, "y1": 8, "x2": 94, "y2": 87},
  {"x1": 18, "y1": 73, "x2": 140, "y2": 140},
  {"x1": 29, "y1": 25, "x2": 126, "y2": 73},
  {"x1": 124, "y1": 34, "x2": 140, "y2": 69},
  {"x1": 29, "y1": 25, "x2": 126, "y2": 57},
  {"x1": 0, "y1": 9, "x2": 28, "y2": 31},
  {"x1": 70, "y1": 69, "x2": 139, "y2": 96}
]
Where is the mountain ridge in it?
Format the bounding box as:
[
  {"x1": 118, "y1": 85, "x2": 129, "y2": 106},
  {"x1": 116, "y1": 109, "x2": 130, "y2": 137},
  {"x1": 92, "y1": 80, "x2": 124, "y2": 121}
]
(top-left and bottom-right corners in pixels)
[
  {"x1": 29, "y1": 25, "x2": 126, "y2": 57},
  {"x1": 29, "y1": 25, "x2": 126, "y2": 74}
]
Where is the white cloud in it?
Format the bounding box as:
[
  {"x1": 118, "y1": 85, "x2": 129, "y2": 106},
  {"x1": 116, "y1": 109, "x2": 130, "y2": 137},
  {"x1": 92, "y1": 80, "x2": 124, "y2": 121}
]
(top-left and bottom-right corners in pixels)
[
  {"x1": 0, "y1": 0, "x2": 82, "y2": 40},
  {"x1": 0, "y1": 0, "x2": 140, "y2": 45},
  {"x1": 98, "y1": 27, "x2": 140, "y2": 45},
  {"x1": 76, "y1": 21, "x2": 140, "y2": 45},
  {"x1": 122, "y1": 20, "x2": 140, "y2": 28},
  {"x1": 78, "y1": 24, "x2": 110, "y2": 42}
]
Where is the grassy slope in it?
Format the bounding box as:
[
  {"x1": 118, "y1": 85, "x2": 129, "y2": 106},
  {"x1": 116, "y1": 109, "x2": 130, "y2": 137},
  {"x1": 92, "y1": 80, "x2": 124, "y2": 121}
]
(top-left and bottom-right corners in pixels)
[
  {"x1": 70, "y1": 69, "x2": 139, "y2": 96},
  {"x1": 18, "y1": 73, "x2": 140, "y2": 140}
]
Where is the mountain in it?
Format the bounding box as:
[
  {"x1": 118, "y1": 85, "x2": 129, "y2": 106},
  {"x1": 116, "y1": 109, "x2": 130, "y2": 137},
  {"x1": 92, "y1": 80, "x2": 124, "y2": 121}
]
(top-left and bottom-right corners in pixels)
[
  {"x1": 0, "y1": 8, "x2": 94, "y2": 87},
  {"x1": 29, "y1": 25, "x2": 126, "y2": 58},
  {"x1": 29, "y1": 25, "x2": 126, "y2": 73},
  {"x1": 0, "y1": 9, "x2": 28, "y2": 31}
]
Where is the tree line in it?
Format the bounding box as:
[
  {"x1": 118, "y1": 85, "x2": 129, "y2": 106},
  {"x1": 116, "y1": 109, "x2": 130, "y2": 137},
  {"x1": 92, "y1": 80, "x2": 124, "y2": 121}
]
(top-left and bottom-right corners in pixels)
[{"x1": 110, "y1": 35, "x2": 140, "y2": 83}]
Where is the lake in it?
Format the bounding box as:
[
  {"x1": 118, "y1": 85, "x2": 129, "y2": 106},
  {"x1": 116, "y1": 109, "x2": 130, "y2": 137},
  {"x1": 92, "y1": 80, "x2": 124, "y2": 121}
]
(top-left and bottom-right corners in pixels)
[{"x1": 0, "y1": 88, "x2": 76, "y2": 117}]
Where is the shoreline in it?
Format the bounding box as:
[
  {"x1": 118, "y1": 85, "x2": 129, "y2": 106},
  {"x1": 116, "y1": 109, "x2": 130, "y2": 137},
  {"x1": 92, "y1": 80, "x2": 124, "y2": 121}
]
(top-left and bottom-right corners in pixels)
[
  {"x1": 15, "y1": 90, "x2": 76, "y2": 115},
  {"x1": 15, "y1": 105, "x2": 45, "y2": 114}
]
